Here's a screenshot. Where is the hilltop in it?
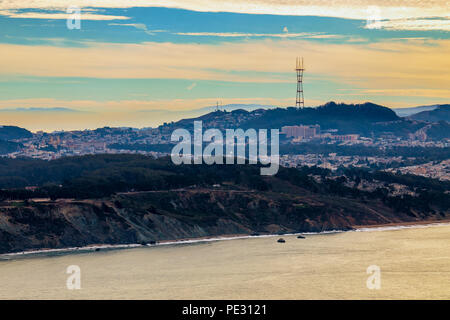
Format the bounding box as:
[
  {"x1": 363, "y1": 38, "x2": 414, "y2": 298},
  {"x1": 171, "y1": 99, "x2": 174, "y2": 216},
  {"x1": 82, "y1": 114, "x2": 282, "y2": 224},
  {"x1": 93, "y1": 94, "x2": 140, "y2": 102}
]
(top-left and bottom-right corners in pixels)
[
  {"x1": 0, "y1": 125, "x2": 31, "y2": 155},
  {"x1": 408, "y1": 105, "x2": 450, "y2": 122},
  {"x1": 159, "y1": 102, "x2": 400, "y2": 136},
  {"x1": 0, "y1": 125, "x2": 32, "y2": 141},
  {"x1": 393, "y1": 105, "x2": 440, "y2": 117}
]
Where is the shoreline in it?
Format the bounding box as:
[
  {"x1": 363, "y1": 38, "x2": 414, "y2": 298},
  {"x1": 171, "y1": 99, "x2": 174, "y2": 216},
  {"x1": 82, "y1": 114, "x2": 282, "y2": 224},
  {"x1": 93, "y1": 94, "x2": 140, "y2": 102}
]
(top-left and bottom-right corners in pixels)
[
  {"x1": 1, "y1": 219, "x2": 450, "y2": 259},
  {"x1": 352, "y1": 218, "x2": 450, "y2": 231}
]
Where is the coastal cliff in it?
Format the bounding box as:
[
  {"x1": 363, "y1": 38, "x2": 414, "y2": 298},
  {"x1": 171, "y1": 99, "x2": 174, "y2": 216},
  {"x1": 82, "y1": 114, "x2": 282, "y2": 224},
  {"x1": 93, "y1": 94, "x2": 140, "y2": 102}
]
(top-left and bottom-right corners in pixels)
[
  {"x1": 0, "y1": 154, "x2": 448, "y2": 254},
  {"x1": 0, "y1": 188, "x2": 446, "y2": 254}
]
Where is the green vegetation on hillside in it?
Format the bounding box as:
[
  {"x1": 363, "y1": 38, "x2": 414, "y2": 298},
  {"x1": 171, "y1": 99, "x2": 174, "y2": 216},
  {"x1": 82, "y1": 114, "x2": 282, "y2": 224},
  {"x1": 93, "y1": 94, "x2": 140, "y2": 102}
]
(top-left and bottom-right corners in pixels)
[
  {"x1": 0, "y1": 140, "x2": 21, "y2": 155},
  {"x1": 0, "y1": 154, "x2": 447, "y2": 217},
  {"x1": 0, "y1": 125, "x2": 32, "y2": 140}
]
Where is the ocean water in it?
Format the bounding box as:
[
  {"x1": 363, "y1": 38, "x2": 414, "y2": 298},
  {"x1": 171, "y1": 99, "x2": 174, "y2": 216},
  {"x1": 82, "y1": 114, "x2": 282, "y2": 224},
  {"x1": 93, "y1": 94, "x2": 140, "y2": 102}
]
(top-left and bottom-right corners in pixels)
[{"x1": 0, "y1": 224, "x2": 449, "y2": 299}]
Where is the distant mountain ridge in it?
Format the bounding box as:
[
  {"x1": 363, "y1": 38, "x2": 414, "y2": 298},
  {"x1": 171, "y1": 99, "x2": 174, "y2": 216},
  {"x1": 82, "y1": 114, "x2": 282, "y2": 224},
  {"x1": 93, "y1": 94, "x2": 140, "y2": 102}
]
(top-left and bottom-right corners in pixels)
[
  {"x1": 393, "y1": 105, "x2": 440, "y2": 117},
  {"x1": 0, "y1": 107, "x2": 79, "y2": 113},
  {"x1": 407, "y1": 105, "x2": 450, "y2": 122},
  {"x1": 195, "y1": 103, "x2": 278, "y2": 113}
]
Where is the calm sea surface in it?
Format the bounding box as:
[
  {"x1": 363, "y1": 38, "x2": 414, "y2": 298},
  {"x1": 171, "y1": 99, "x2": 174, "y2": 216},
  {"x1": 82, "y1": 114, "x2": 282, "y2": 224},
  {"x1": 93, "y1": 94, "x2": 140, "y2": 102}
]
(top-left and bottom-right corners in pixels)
[{"x1": 1, "y1": 224, "x2": 449, "y2": 299}]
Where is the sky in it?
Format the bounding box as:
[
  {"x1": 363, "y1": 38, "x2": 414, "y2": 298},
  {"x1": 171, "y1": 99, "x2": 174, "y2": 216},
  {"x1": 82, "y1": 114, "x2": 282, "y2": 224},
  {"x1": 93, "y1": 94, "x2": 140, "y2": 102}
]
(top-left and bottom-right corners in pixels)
[{"x1": 0, "y1": 0, "x2": 449, "y2": 131}]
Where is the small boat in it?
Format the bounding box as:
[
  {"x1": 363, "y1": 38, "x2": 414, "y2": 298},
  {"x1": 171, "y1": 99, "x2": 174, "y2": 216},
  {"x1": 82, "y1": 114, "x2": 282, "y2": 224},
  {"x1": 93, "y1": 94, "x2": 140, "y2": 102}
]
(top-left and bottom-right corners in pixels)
[
  {"x1": 277, "y1": 238, "x2": 286, "y2": 243},
  {"x1": 297, "y1": 235, "x2": 305, "y2": 239}
]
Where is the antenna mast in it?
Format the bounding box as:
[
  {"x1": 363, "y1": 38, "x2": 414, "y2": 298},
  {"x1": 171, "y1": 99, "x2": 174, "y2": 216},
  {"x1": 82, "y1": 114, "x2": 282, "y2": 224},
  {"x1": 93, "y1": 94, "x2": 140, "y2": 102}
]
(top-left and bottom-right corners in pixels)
[{"x1": 295, "y1": 57, "x2": 305, "y2": 108}]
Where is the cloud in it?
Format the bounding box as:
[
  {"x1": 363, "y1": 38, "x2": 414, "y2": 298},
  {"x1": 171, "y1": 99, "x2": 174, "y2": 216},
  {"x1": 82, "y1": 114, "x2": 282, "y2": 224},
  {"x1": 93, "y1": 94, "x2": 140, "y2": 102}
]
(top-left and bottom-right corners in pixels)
[
  {"x1": 109, "y1": 23, "x2": 147, "y2": 30},
  {"x1": 360, "y1": 88, "x2": 450, "y2": 99},
  {"x1": 0, "y1": 9, "x2": 129, "y2": 20},
  {"x1": 187, "y1": 82, "x2": 197, "y2": 90},
  {"x1": 0, "y1": 1, "x2": 449, "y2": 20},
  {"x1": 365, "y1": 18, "x2": 450, "y2": 31},
  {"x1": 108, "y1": 23, "x2": 166, "y2": 35},
  {"x1": 1, "y1": 1, "x2": 448, "y2": 32},
  {"x1": 174, "y1": 31, "x2": 337, "y2": 38},
  {"x1": 0, "y1": 38, "x2": 449, "y2": 92}
]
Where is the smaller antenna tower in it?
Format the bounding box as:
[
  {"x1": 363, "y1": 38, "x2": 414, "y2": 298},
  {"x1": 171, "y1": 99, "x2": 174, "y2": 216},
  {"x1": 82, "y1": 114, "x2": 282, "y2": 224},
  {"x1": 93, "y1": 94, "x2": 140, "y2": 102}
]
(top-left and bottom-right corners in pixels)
[{"x1": 295, "y1": 57, "x2": 305, "y2": 108}]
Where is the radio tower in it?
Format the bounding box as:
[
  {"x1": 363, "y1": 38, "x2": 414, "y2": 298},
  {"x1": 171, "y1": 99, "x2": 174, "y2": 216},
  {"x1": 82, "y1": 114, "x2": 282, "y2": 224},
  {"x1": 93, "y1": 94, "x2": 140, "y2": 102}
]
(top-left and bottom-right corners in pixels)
[{"x1": 295, "y1": 57, "x2": 305, "y2": 108}]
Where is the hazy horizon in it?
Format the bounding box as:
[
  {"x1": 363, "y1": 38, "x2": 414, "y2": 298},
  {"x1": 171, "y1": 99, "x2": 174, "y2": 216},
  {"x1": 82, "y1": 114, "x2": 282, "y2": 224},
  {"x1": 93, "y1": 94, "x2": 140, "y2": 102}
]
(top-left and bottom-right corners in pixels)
[{"x1": 2, "y1": 101, "x2": 448, "y2": 133}]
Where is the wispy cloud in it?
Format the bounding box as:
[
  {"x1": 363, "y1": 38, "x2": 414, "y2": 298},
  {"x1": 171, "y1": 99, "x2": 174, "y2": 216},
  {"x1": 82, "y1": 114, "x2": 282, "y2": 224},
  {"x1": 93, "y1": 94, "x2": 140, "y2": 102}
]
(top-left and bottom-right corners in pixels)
[
  {"x1": 174, "y1": 32, "x2": 339, "y2": 38},
  {"x1": 187, "y1": 82, "x2": 197, "y2": 90},
  {"x1": 108, "y1": 23, "x2": 166, "y2": 35},
  {"x1": 2, "y1": 1, "x2": 448, "y2": 32},
  {"x1": 0, "y1": 1, "x2": 449, "y2": 21},
  {"x1": 0, "y1": 9, "x2": 129, "y2": 20},
  {"x1": 360, "y1": 88, "x2": 450, "y2": 99},
  {"x1": 0, "y1": 38, "x2": 448, "y2": 94},
  {"x1": 365, "y1": 18, "x2": 450, "y2": 31}
]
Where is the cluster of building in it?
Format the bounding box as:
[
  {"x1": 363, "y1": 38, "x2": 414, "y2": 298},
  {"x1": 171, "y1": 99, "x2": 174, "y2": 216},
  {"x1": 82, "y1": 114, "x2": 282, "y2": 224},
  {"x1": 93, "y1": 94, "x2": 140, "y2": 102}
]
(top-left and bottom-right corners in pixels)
[
  {"x1": 7, "y1": 127, "x2": 163, "y2": 160},
  {"x1": 281, "y1": 124, "x2": 360, "y2": 143},
  {"x1": 281, "y1": 125, "x2": 320, "y2": 140},
  {"x1": 308, "y1": 173, "x2": 416, "y2": 196},
  {"x1": 4, "y1": 121, "x2": 449, "y2": 184},
  {"x1": 280, "y1": 154, "x2": 405, "y2": 170},
  {"x1": 385, "y1": 160, "x2": 450, "y2": 181},
  {"x1": 280, "y1": 153, "x2": 449, "y2": 181}
]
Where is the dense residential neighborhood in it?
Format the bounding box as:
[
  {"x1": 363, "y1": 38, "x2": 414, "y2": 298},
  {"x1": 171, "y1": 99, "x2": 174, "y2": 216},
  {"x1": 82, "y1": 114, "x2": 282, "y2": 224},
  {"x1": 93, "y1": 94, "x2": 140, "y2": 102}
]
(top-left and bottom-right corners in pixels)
[{"x1": 2, "y1": 103, "x2": 449, "y2": 182}]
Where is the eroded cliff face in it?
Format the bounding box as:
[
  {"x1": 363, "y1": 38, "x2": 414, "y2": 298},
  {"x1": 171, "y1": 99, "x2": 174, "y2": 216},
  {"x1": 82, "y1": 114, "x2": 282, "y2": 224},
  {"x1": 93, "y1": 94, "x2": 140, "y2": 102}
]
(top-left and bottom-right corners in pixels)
[{"x1": 0, "y1": 189, "x2": 446, "y2": 254}]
